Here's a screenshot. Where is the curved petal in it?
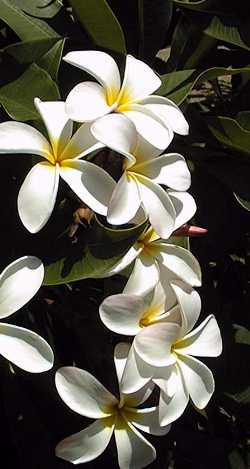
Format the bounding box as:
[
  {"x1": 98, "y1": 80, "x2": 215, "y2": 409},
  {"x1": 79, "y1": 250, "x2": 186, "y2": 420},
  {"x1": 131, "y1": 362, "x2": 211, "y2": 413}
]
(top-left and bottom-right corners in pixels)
[
  {"x1": 114, "y1": 415, "x2": 156, "y2": 469},
  {"x1": 65, "y1": 82, "x2": 112, "y2": 122},
  {"x1": 121, "y1": 345, "x2": 153, "y2": 394},
  {"x1": 175, "y1": 314, "x2": 222, "y2": 357},
  {"x1": 158, "y1": 367, "x2": 189, "y2": 425},
  {"x1": 118, "y1": 55, "x2": 161, "y2": 105},
  {"x1": 134, "y1": 323, "x2": 180, "y2": 367},
  {"x1": 133, "y1": 134, "x2": 162, "y2": 163},
  {"x1": 155, "y1": 243, "x2": 202, "y2": 287},
  {"x1": 125, "y1": 407, "x2": 170, "y2": 435},
  {"x1": 60, "y1": 121, "x2": 102, "y2": 161},
  {"x1": 34, "y1": 98, "x2": 72, "y2": 157},
  {"x1": 60, "y1": 159, "x2": 115, "y2": 216},
  {"x1": 91, "y1": 114, "x2": 137, "y2": 164},
  {"x1": 123, "y1": 254, "x2": 159, "y2": 295},
  {"x1": 122, "y1": 104, "x2": 174, "y2": 151},
  {"x1": 0, "y1": 256, "x2": 44, "y2": 319},
  {"x1": 134, "y1": 153, "x2": 191, "y2": 191},
  {"x1": 170, "y1": 191, "x2": 197, "y2": 230},
  {"x1": 0, "y1": 121, "x2": 52, "y2": 161},
  {"x1": 177, "y1": 355, "x2": 214, "y2": 408},
  {"x1": 107, "y1": 173, "x2": 141, "y2": 225},
  {"x1": 141, "y1": 96, "x2": 189, "y2": 135},
  {"x1": 55, "y1": 367, "x2": 117, "y2": 419},
  {"x1": 63, "y1": 50, "x2": 121, "y2": 104},
  {"x1": 114, "y1": 342, "x2": 131, "y2": 386},
  {"x1": 56, "y1": 418, "x2": 115, "y2": 464},
  {"x1": 100, "y1": 294, "x2": 145, "y2": 336},
  {"x1": 18, "y1": 161, "x2": 59, "y2": 233},
  {"x1": 0, "y1": 323, "x2": 53, "y2": 372},
  {"x1": 137, "y1": 174, "x2": 176, "y2": 239},
  {"x1": 104, "y1": 244, "x2": 142, "y2": 277},
  {"x1": 171, "y1": 282, "x2": 201, "y2": 335}
]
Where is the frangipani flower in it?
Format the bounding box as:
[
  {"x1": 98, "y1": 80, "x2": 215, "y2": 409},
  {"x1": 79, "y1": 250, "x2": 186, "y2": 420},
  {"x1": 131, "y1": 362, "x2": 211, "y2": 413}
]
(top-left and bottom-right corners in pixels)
[
  {"x1": 0, "y1": 98, "x2": 115, "y2": 233},
  {"x1": 105, "y1": 226, "x2": 202, "y2": 295},
  {"x1": 118, "y1": 283, "x2": 222, "y2": 426},
  {"x1": 91, "y1": 114, "x2": 196, "y2": 238},
  {"x1": 0, "y1": 256, "x2": 53, "y2": 372},
  {"x1": 64, "y1": 50, "x2": 188, "y2": 150},
  {"x1": 55, "y1": 343, "x2": 170, "y2": 468}
]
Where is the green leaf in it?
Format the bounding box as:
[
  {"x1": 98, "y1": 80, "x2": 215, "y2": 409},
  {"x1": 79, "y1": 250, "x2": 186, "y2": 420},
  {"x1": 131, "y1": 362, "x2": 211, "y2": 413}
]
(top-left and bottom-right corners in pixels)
[
  {"x1": 0, "y1": 0, "x2": 59, "y2": 40},
  {"x1": 234, "y1": 325, "x2": 250, "y2": 346},
  {"x1": 44, "y1": 217, "x2": 147, "y2": 285},
  {"x1": 203, "y1": 15, "x2": 250, "y2": 50},
  {"x1": 206, "y1": 116, "x2": 250, "y2": 155},
  {"x1": 13, "y1": 0, "x2": 62, "y2": 19},
  {"x1": 3, "y1": 37, "x2": 60, "y2": 64},
  {"x1": 0, "y1": 63, "x2": 60, "y2": 120},
  {"x1": 37, "y1": 38, "x2": 65, "y2": 80},
  {"x1": 68, "y1": 0, "x2": 126, "y2": 54},
  {"x1": 234, "y1": 194, "x2": 250, "y2": 212},
  {"x1": 228, "y1": 449, "x2": 246, "y2": 469}
]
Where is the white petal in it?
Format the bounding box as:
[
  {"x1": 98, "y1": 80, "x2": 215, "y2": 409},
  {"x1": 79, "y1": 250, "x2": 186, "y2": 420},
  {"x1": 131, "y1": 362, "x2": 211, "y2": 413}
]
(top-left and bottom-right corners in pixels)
[
  {"x1": 122, "y1": 104, "x2": 174, "y2": 151},
  {"x1": 158, "y1": 367, "x2": 189, "y2": 425},
  {"x1": 104, "y1": 244, "x2": 142, "y2": 277},
  {"x1": 34, "y1": 98, "x2": 72, "y2": 157},
  {"x1": 60, "y1": 121, "x2": 102, "y2": 161},
  {"x1": 141, "y1": 96, "x2": 189, "y2": 135},
  {"x1": 60, "y1": 159, "x2": 115, "y2": 216},
  {"x1": 134, "y1": 322, "x2": 180, "y2": 367},
  {"x1": 65, "y1": 82, "x2": 112, "y2": 122},
  {"x1": 100, "y1": 294, "x2": 145, "y2": 336},
  {"x1": 107, "y1": 173, "x2": 141, "y2": 225},
  {"x1": 134, "y1": 153, "x2": 191, "y2": 190},
  {"x1": 133, "y1": 134, "x2": 162, "y2": 163},
  {"x1": 120, "y1": 345, "x2": 153, "y2": 394},
  {"x1": 114, "y1": 342, "x2": 131, "y2": 386},
  {"x1": 137, "y1": 174, "x2": 176, "y2": 239},
  {"x1": 175, "y1": 315, "x2": 222, "y2": 357},
  {"x1": 91, "y1": 114, "x2": 137, "y2": 164},
  {"x1": 55, "y1": 367, "x2": 117, "y2": 419},
  {"x1": 114, "y1": 416, "x2": 156, "y2": 469},
  {"x1": 156, "y1": 243, "x2": 202, "y2": 287},
  {"x1": 0, "y1": 121, "x2": 52, "y2": 161},
  {"x1": 118, "y1": 55, "x2": 161, "y2": 104},
  {"x1": 0, "y1": 256, "x2": 44, "y2": 319},
  {"x1": 63, "y1": 50, "x2": 121, "y2": 104},
  {"x1": 177, "y1": 355, "x2": 214, "y2": 408},
  {"x1": 170, "y1": 191, "x2": 197, "y2": 230},
  {"x1": 126, "y1": 407, "x2": 170, "y2": 435},
  {"x1": 18, "y1": 161, "x2": 59, "y2": 233},
  {"x1": 0, "y1": 323, "x2": 53, "y2": 372},
  {"x1": 154, "y1": 366, "x2": 178, "y2": 397},
  {"x1": 123, "y1": 381, "x2": 155, "y2": 409},
  {"x1": 171, "y1": 282, "x2": 201, "y2": 336},
  {"x1": 56, "y1": 418, "x2": 115, "y2": 464},
  {"x1": 123, "y1": 255, "x2": 159, "y2": 295}
]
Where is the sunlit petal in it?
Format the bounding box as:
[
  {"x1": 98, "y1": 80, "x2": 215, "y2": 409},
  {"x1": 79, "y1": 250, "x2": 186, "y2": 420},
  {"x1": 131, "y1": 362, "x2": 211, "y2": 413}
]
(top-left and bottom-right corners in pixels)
[
  {"x1": 156, "y1": 243, "x2": 202, "y2": 287},
  {"x1": 100, "y1": 294, "x2": 145, "y2": 335},
  {"x1": 123, "y1": 254, "x2": 159, "y2": 294},
  {"x1": 177, "y1": 355, "x2": 214, "y2": 408},
  {"x1": 175, "y1": 314, "x2": 222, "y2": 357},
  {"x1": 141, "y1": 96, "x2": 189, "y2": 135},
  {"x1": 158, "y1": 366, "x2": 189, "y2": 425},
  {"x1": 126, "y1": 407, "x2": 170, "y2": 435},
  {"x1": 171, "y1": 282, "x2": 201, "y2": 335},
  {"x1": 60, "y1": 122, "x2": 103, "y2": 161},
  {"x1": 121, "y1": 345, "x2": 153, "y2": 394},
  {"x1": 107, "y1": 173, "x2": 141, "y2": 225},
  {"x1": 66, "y1": 82, "x2": 112, "y2": 122},
  {"x1": 169, "y1": 191, "x2": 197, "y2": 230},
  {"x1": 104, "y1": 244, "x2": 142, "y2": 277}
]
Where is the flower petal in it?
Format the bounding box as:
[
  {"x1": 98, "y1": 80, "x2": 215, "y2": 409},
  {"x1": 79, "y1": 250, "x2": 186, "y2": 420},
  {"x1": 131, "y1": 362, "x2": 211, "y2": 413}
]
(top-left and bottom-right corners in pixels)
[
  {"x1": 137, "y1": 174, "x2": 176, "y2": 239},
  {"x1": 0, "y1": 323, "x2": 53, "y2": 372},
  {"x1": 104, "y1": 244, "x2": 142, "y2": 277},
  {"x1": 91, "y1": 114, "x2": 137, "y2": 164},
  {"x1": 134, "y1": 153, "x2": 191, "y2": 191},
  {"x1": 121, "y1": 345, "x2": 153, "y2": 394},
  {"x1": 0, "y1": 256, "x2": 44, "y2": 319},
  {"x1": 175, "y1": 314, "x2": 222, "y2": 357},
  {"x1": 156, "y1": 243, "x2": 202, "y2": 287},
  {"x1": 65, "y1": 82, "x2": 112, "y2": 122},
  {"x1": 60, "y1": 121, "x2": 103, "y2": 161},
  {"x1": 126, "y1": 407, "x2": 170, "y2": 435},
  {"x1": 158, "y1": 367, "x2": 189, "y2": 425},
  {"x1": 55, "y1": 367, "x2": 117, "y2": 419},
  {"x1": 141, "y1": 96, "x2": 189, "y2": 135},
  {"x1": 177, "y1": 355, "x2": 214, "y2": 408},
  {"x1": 118, "y1": 55, "x2": 161, "y2": 105},
  {"x1": 171, "y1": 281, "x2": 201, "y2": 335},
  {"x1": 56, "y1": 418, "x2": 115, "y2": 464},
  {"x1": 18, "y1": 161, "x2": 59, "y2": 233},
  {"x1": 63, "y1": 50, "x2": 121, "y2": 104},
  {"x1": 170, "y1": 191, "x2": 197, "y2": 230},
  {"x1": 100, "y1": 294, "x2": 145, "y2": 336},
  {"x1": 114, "y1": 415, "x2": 156, "y2": 469},
  {"x1": 134, "y1": 322, "x2": 180, "y2": 367},
  {"x1": 122, "y1": 104, "x2": 174, "y2": 151},
  {"x1": 123, "y1": 254, "x2": 159, "y2": 295},
  {"x1": 107, "y1": 173, "x2": 141, "y2": 225},
  {"x1": 60, "y1": 159, "x2": 115, "y2": 216},
  {"x1": 0, "y1": 121, "x2": 52, "y2": 161},
  {"x1": 34, "y1": 98, "x2": 72, "y2": 157}
]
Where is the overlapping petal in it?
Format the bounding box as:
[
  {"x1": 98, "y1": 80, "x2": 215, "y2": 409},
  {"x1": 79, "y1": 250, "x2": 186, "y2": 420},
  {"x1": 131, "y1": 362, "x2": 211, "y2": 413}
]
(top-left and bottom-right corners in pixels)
[
  {"x1": 60, "y1": 122, "x2": 103, "y2": 161},
  {"x1": 100, "y1": 294, "x2": 145, "y2": 336},
  {"x1": 126, "y1": 407, "x2": 170, "y2": 436},
  {"x1": 170, "y1": 191, "x2": 197, "y2": 230},
  {"x1": 158, "y1": 367, "x2": 189, "y2": 425},
  {"x1": 141, "y1": 96, "x2": 189, "y2": 135},
  {"x1": 107, "y1": 173, "x2": 141, "y2": 225},
  {"x1": 66, "y1": 82, "x2": 113, "y2": 122},
  {"x1": 171, "y1": 281, "x2": 201, "y2": 335},
  {"x1": 123, "y1": 254, "x2": 159, "y2": 294},
  {"x1": 156, "y1": 243, "x2": 202, "y2": 287},
  {"x1": 120, "y1": 345, "x2": 153, "y2": 394},
  {"x1": 175, "y1": 314, "x2": 222, "y2": 357}
]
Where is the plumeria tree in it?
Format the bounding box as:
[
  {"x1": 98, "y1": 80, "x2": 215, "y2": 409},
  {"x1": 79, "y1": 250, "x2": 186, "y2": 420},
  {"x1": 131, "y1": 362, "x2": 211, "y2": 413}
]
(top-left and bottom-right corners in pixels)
[{"x1": 0, "y1": 2, "x2": 249, "y2": 469}]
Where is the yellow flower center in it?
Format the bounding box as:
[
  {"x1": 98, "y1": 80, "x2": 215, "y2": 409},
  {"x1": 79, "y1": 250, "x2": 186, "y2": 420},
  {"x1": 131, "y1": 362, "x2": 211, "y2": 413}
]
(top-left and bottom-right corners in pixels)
[{"x1": 139, "y1": 303, "x2": 163, "y2": 328}]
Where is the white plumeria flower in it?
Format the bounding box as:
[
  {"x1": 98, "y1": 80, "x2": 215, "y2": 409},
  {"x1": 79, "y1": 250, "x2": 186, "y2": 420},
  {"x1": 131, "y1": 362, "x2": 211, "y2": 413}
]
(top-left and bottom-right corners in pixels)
[
  {"x1": 116, "y1": 283, "x2": 222, "y2": 426},
  {"x1": 0, "y1": 98, "x2": 116, "y2": 233},
  {"x1": 64, "y1": 50, "x2": 188, "y2": 150},
  {"x1": 0, "y1": 256, "x2": 54, "y2": 372},
  {"x1": 91, "y1": 113, "x2": 196, "y2": 238},
  {"x1": 55, "y1": 343, "x2": 170, "y2": 468},
  {"x1": 105, "y1": 225, "x2": 202, "y2": 295}
]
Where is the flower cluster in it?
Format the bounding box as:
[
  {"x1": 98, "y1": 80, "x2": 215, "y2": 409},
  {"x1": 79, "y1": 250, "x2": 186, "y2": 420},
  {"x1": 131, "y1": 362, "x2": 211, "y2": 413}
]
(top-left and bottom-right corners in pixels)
[{"x1": 0, "y1": 50, "x2": 222, "y2": 468}]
